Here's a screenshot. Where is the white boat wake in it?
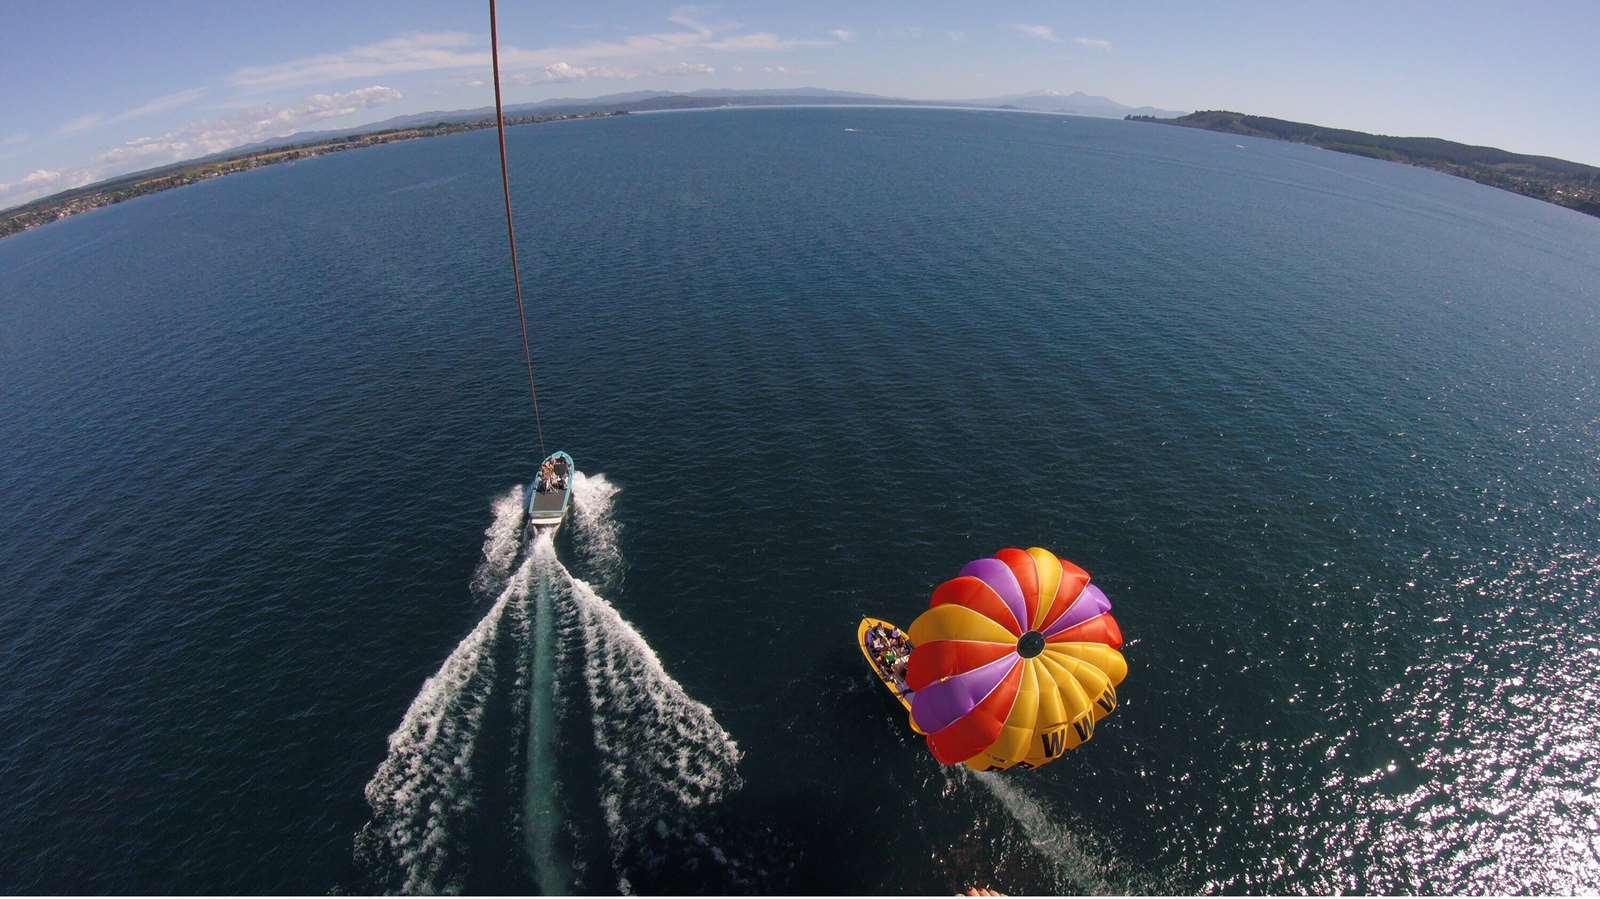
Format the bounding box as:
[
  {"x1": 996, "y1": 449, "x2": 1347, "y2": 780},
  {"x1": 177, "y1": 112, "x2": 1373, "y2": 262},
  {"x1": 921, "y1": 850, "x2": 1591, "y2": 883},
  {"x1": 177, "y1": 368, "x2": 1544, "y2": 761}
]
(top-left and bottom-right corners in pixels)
[
  {"x1": 471, "y1": 485, "x2": 526, "y2": 598},
  {"x1": 569, "y1": 471, "x2": 624, "y2": 588},
  {"x1": 967, "y1": 769, "x2": 1135, "y2": 895},
  {"x1": 559, "y1": 559, "x2": 743, "y2": 893},
  {"x1": 354, "y1": 473, "x2": 742, "y2": 894},
  {"x1": 355, "y1": 550, "x2": 535, "y2": 894}
]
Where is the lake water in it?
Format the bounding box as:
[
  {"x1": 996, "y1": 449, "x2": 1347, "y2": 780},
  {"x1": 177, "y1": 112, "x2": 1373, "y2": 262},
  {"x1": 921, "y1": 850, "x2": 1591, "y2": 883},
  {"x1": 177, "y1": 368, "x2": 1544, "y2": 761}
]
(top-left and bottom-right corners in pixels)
[{"x1": 2, "y1": 107, "x2": 1597, "y2": 894}]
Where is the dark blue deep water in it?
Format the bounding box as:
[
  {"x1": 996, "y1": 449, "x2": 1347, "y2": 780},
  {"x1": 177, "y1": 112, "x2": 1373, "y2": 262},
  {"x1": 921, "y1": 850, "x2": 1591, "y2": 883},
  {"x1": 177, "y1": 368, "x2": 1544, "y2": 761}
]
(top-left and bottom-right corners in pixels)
[{"x1": 2, "y1": 107, "x2": 1598, "y2": 894}]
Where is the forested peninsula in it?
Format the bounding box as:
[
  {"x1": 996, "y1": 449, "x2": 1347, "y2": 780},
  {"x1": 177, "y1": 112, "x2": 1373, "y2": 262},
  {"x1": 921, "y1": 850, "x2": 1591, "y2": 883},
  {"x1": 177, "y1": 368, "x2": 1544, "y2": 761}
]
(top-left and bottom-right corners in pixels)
[{"x1": 1129, "y1": 110, "x2": 1600, "y2": 219}]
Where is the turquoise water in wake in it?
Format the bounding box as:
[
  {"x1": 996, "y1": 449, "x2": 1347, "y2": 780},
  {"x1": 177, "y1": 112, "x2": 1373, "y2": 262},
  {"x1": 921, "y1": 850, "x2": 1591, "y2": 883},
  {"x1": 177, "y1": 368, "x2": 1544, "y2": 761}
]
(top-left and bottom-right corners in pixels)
[{"x1": 2, "y1": 107, "x2": 1597, "y2": 893}]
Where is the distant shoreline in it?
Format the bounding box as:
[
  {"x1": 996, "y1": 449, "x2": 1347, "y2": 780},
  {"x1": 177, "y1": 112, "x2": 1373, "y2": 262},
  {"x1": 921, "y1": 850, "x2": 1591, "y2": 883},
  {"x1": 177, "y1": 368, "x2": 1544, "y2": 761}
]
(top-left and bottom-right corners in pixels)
[
  {"x1": 1129, "y1": 110, "x2": 1600, "y2": 221},
  {"x1": 10, "y1": 101, "x2": 1598, "y2": 241},
  {"x1": 5, "y1": 103, "x2": 1102, "y2": 240},
  {"x1": 0, "y1": 110, "x2": 627, "y2": 242}
]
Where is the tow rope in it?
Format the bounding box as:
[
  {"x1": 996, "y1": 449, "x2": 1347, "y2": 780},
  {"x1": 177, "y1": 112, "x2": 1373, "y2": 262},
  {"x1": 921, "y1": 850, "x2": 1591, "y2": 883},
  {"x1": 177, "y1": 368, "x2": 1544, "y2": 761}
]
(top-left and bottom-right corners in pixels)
[{"x1": 488, "y1": 0, "x2": 547, "y2": 457}]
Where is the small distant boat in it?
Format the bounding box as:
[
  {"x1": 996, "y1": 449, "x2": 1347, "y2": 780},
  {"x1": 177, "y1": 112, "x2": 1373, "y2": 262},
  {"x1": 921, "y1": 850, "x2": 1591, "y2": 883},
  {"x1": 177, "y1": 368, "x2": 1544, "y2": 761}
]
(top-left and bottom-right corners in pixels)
[
  {"x1": 857, "y1": 617, "x2": 924, "y2": 732},
  {"x1": 527, "y1": 450, "x2": 574, "y2": 531}
]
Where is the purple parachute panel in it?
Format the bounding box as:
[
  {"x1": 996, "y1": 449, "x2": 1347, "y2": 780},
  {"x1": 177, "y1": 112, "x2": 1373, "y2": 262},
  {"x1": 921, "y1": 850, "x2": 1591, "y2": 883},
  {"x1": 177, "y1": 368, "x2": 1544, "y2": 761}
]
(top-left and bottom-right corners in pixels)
[
  {"x1": 1041, "y1": 582, "x2": 1112, "y2": 637},
  {"x1": 910, "y1": 653, "x2": 1019, "y2": 734},
  {"x1": 958, "y1": 558, "x2": 1028, "y2": 635}
]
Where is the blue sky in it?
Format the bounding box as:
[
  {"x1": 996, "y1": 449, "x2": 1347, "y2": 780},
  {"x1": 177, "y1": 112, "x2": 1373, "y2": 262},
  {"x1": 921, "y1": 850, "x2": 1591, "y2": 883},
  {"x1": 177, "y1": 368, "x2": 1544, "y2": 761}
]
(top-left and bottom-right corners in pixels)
[{"x1": 3, "y1": 1, "x2": 1596, "y2": 209}]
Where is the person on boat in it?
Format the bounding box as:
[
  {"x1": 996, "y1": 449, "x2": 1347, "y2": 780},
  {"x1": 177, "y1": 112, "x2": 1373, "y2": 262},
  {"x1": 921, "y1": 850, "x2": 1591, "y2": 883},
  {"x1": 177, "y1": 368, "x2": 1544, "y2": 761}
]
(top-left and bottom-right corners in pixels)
[
  {"x1": 890, "y1": 653, "x2": 909, "y2": 684},
  {"x1": 885, "y1": 649, "x2": 911, "y2": 694},
  {"x1": 878, "y1": 629, "x2": 906, "y2": 661},
  {"x1": 874, "y1": 630, "x2": 908, "y2": 684}
]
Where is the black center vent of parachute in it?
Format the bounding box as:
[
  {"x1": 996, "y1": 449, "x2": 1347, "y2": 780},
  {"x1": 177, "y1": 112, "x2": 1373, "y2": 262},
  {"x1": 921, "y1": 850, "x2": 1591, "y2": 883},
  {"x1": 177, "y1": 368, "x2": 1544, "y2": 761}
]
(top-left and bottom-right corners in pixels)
[{"x1": 1018, "y1": 630, "x2": 1046, "y2": 659}]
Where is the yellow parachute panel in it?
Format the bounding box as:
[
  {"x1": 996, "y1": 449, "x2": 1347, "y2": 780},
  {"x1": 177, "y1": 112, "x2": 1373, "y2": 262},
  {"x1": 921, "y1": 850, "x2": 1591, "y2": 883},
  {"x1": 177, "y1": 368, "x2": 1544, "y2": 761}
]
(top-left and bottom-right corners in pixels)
[
  {"x1": 907, "y1": 602, "x2": 1016, "y2": 645},
  {"x1": 1025, "y1": 547, "x2": 1064, "y2": 628}
]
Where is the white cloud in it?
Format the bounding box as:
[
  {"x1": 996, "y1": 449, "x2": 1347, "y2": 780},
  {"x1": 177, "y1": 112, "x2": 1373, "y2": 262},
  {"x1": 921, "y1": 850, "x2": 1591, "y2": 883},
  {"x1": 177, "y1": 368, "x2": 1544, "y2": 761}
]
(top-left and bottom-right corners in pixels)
[
  {"x1": 294, "y1": 85, "x2": 403, "y2": 120},
  {"x1": 946, "y1": 30, "x2": 967, "y2": 43},
  {"x1": 829, "y1": 28, "x2": 855, "y2": 42},
  {"x1": 0, "y1": 168, "x2": 96, "y2": 208},
  {"x1": 2, "y1": 85, "x2": 404, "y2": 210},
  {"x1": 230, "y1": 33, "x2": 481, "y2": 90},
  {"x1": 228, "y1": 17, "x2": 829, "y2": 90},
  {"x1": 702, "y1": 32, "x2": 830, "y2": 51},
  {"x1": 513, "y1": 60, "x2": 715, "y2": 84},
  {"x1": 668, "y1": 7, "x2": 740, "y2": 33},
  {"x1": 45, "y1": 89, "x2": 207, "y2": 142},
  {"x1": 97, "y1": 85, "x2": 402, "y2": 170},
  {"x1": 108, "y1": 87, "x2": 208, "y2": 125},
  {"x1": 59, "y1": 113, "x2": 104, "y2": 134},
  {"x1": 464, "y1": 79, "x2": 486, "y2": 88},
  {"x1": 659, "y1": 61, "x2": 715, "y2": 75},
  {"x1": 1011, "y1": 24, "x2": 1058, "y2": 42},
  {"x1": 18, "y1": 169, "x2": 61, "y2": 184},
  {"x1": 531, "y1": 63, "x2": 600, "y2": 83},
  {"x1": 0, "y1": 168, "x2": 61, "y2": 193},
  {"x1": 536, "y1": 62, "x2": 629, "y2": 82},
  {"x1": 1074, "y1": 36, "x2": 1112, "y2": 50}
]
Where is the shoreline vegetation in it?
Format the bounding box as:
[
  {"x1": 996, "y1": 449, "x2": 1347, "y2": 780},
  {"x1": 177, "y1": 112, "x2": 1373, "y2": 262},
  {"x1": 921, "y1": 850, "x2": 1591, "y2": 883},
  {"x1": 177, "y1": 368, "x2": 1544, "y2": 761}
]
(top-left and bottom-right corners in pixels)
[
  {"x1": 0, "y1": 110, "x2": 626, "y2": 241},
  {"x1": 1128, "y1": 110, "x2": 1600, "y2": 220}
]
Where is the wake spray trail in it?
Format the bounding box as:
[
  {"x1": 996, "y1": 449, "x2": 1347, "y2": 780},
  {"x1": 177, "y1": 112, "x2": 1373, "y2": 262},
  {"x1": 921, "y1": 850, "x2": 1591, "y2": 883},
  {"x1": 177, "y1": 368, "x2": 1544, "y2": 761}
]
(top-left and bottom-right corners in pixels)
[
  {"x1": 548, "y1": 472, "x2": 744, "y2": 893},
  {"x1": 564, "y1": 564, "x2": 744, "y2": 893},
  {"x1": 357, "y1": 475, "x2": 742, "y2": 894},
  {"x1": 356, "y1": 547, "x2": 537, "y2": 894},
  {"x1": 966, "y1": 770, "x2": 1126, "y2": 895},
  {"x1": 569, "y1": 471, "x2": 623, "y2": 587},
  {"x1": 471, "y1": 485, "x2": 526, "y2": 598},
  {"x1": 521, "y1": 535, "x2": 567, "y2": 895}
]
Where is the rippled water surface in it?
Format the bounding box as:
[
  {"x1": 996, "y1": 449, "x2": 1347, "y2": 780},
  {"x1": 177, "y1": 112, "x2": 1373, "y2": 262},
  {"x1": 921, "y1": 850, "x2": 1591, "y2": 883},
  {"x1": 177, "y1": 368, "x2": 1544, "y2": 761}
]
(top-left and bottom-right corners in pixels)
[{"x1": 2, "y1": 107, "x2": 1598, "y2": 893}]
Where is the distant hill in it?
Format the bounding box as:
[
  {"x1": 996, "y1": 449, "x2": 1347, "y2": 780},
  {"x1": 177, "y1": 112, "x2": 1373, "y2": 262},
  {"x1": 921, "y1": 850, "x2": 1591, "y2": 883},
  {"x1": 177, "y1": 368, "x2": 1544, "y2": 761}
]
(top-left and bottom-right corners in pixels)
[{"x1": 1129, "y1": 110, "x2": 1600, "y2": 219}]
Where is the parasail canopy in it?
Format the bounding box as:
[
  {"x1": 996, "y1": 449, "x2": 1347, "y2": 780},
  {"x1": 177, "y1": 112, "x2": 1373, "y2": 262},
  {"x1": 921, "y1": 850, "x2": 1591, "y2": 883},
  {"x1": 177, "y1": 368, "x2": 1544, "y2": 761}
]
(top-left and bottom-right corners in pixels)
[{"x1": 906, "y1": 547, "x2": 1127, "y2": 771}]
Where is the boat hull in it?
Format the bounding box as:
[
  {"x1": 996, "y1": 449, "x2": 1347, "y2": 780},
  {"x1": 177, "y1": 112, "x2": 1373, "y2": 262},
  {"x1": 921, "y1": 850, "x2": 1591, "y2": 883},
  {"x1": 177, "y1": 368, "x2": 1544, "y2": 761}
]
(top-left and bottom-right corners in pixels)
[
  {"x1": 857, "y1": 617, "x2": 924, "y2": 734},
  {"x1": 527, "y1": 450, "x2": 574, "y2": 531}
]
